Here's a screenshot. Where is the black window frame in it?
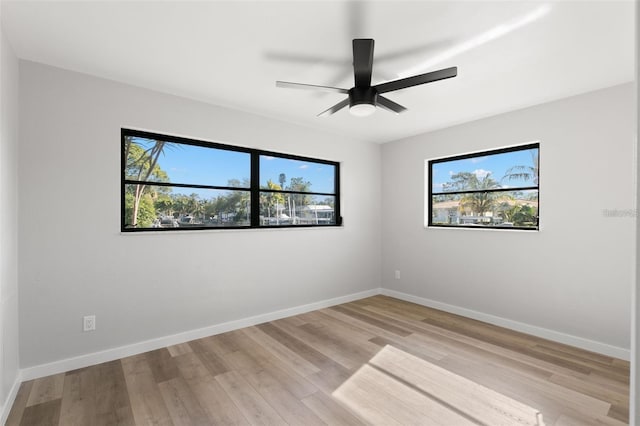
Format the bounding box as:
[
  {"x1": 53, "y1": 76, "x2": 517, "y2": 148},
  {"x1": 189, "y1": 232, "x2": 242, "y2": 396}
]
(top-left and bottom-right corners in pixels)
[
  {"x1": 428, "y1": 143, "x2": 539, "y2": 231},
  {"x1": 121, "y1": 128, "x2": 341, "y2": 232}
]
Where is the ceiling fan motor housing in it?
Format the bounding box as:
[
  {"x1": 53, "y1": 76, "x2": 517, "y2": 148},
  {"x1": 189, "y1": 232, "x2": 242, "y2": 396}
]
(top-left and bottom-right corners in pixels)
[
  {"x1": 349, "y1": 86, "x2": 378, "y2": 108},
  {"x1": 276, "y1": 38, "x2": 457, "y2": 117}
]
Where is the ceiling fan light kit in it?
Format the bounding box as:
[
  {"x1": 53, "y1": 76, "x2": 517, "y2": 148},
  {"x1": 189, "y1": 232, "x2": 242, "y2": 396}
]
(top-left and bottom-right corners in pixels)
[
  {"x1": 349, "y1": 103, "x2": 377, "y2": 117},
  {"x1": 276, "y1": 38, "x2": 457, "y2": 117},
  {"x1": 348, "y1": 87, "x2": 377, "y2": 117}
]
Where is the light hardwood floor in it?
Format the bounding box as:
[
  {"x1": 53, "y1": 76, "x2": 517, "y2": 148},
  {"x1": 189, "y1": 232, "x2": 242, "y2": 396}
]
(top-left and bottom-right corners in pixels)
[{"x1": 6, "y1": 296, "x2": 629, "y2": 425}]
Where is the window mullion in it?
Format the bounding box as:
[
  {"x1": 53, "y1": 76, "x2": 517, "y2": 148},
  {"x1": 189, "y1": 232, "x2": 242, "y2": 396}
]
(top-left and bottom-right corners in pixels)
[{"x1": 250, "y1": 152, "x2": 260, "y2": 227}]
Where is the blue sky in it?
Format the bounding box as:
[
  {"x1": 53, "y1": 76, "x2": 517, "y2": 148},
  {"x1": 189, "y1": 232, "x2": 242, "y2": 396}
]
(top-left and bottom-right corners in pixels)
[
  {"x1": 431, "y1": 147, "x2": 538, "y2": 192},
  {"x1": 132, "y1": 138, "x2": 335, "y2": 197},
  {"x1": 259, "y1": 155, "x2": 334, "y2": 193}
]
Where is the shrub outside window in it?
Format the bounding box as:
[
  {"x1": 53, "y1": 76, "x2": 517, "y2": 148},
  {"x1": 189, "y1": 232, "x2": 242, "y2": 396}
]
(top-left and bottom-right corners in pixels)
[
  {"x1": 427, "y1": 143, "x2": 539, "y2": 230},
  {"x1": 122, "y1": 129, "x2": 340, "y2": 231}
]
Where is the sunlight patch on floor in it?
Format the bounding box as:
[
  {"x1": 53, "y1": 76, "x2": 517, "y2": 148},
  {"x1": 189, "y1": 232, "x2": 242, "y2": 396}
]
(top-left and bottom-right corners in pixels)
[{"x1": 332, "y1": 345, "x2": 544, "y2": 426}]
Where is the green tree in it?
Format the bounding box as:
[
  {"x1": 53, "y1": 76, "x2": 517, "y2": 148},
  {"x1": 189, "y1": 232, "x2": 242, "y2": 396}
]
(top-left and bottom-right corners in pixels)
[
  {"x1": 124, "y1": 193, "x2": 156, "y2": 227},
  {"x1": 319, "y1": 197, "x2": 334, "y2": 207},
  {"x1": 171, "y1": 194, "x2": 188, "y2": 216},
  {"x1": 287, "y1": 177, "x2": 312, "y2": 219},
  {"x1": 155, "y1": 196, "x2": 173, "y2": 217},
  {"x1": 512, "y1": 205, "x2": 537, "y2": 226},
  {"x1": 170, "y1": 193, "x2": 200, "y2": 219},
  {"x1": 221, "y1": 179, "x2": 250, "y2": 224},
  {"x1": 261, "y1": 180, "x2": 285, "y2": 223},
  {"x1": 444, "y1": 172, "x2": 503, "y2": 217},
  {"x1": 186, "y1": 194, "x2": 204, "y2": 222},
  {"x1": 201, "y1": 179, "x2": 251, "y2": 225},
  {"x1": 227, "y1": 178, "x2": 250, "y2": 189},
  {"x1": 221, "y1": 191, "x2": 249, "y2": 224},
  {"x1": 498, "y1": 202, "x2": 521, "y2": 223},
  {"x1": 124, "y1": 137, "x2": 170, "y2": 227},
  {"x1": 498, "y1": 203, "x2": 538, "y2": 226},
  {"x1": 186, "y1": 193, "x2": 200, "y2": 217}
]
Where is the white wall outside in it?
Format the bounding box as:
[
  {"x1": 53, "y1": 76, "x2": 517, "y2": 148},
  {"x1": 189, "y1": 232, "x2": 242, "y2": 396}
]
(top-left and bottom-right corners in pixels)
[
  {"x1": 18, "y1": 61, "x2": 382, "y2": 368},
  {"x1": 381, "y1": 83, "x2": 635, "y2": 353}
]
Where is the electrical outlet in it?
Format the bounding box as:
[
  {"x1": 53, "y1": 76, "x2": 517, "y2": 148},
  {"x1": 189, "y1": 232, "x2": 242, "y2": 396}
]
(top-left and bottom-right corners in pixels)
[
  {"x1": 395, "y1": 270, "x2": 401, "y2": 280},
  {"x1": 83, "y1": 315, "x2": 96, "y2": 332}
]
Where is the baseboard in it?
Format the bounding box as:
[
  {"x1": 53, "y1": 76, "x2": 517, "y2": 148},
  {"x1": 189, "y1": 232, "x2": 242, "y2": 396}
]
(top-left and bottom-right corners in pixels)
[
  {"x1": 20, "y1": 288, "x2": 381, "y2": 381},
  {"x1": 17, "y1": 285, "x2": 630, "y2": 383},
  {"x1": 1, "y1": 373, "x2": 23, "y2": 425},
  {"x1": 381, "y1": 288, "x2": 630, "y2": 361}
]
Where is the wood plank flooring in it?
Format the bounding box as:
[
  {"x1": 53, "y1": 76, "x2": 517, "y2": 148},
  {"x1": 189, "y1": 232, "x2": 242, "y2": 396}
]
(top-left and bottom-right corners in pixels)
[{"x1": 6, "y1": 296, "x2": 629, "y2": 425}]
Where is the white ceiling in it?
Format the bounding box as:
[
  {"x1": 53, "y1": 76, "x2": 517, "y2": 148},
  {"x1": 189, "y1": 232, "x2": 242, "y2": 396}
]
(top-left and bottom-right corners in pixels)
[{"x1": 1, "y1": 0, "x2": 635, "y2": 144}]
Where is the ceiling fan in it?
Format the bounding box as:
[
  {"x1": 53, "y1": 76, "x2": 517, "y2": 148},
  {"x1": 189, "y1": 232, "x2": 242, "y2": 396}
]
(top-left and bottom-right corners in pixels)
[{"x1": 276, "y1": 39, "x2": 458, "y2": 117}]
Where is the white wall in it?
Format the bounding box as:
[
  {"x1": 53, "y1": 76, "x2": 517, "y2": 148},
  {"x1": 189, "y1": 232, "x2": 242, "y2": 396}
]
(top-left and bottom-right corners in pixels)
[
  {"x1": 13, "y1": 56, "x2": 635, "y2": 381},
  {"x1": 633, "y1": 1, "x2": 639, "y2": 421},
  {"x1": 0, "y1": 9, "x2": 21, "y2": 419},
  {"x1": 381, "y1": 84, "x2": 635, "y2": 356},
  {"x1": 18, "y1": 61, "x2": 381, "y2": 368}
]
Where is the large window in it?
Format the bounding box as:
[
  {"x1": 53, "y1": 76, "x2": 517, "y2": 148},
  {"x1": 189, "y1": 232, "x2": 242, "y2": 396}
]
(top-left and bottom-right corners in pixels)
[
  {"x1": 122, "y1": 129, "x2": 340, "y2": 231},
  {"x1": 427, "y1": 143, "x2": 539, "y2": 230}
]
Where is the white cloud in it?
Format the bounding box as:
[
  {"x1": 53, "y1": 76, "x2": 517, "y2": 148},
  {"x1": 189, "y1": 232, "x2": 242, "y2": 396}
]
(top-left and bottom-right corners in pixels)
[
  {"x1": 473, "y1": 169, "x2": 492, "y2": 179},
  {"x1": 299, "y1": 164, "x2": 309, "y2": 169},
  {"x1": 263, "y1": 156, "x2": 275, "y2": 160}
]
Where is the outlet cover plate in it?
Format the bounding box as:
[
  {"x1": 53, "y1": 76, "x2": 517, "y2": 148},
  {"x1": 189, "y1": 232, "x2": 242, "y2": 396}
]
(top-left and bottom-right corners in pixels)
[{"x1": 83, "y1": 315, "x2": 96, "y2": 332}]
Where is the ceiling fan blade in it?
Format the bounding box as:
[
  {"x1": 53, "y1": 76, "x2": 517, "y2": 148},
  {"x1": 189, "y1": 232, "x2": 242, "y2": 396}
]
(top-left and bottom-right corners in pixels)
[
  {"x1": 377, "y1": 96, "x2": 407, "y2": 114},
  {"x1": 374, "y1": 66, "x2": 457, "y2": 94},
  {"x1": 353, "y1": 39, "x2": 374, "y2": 87},
  {"x1": 317, "y1": 98, "x2": 350, "y2": 117},
  {"x1": 276, "y1": 81, "x2": 349, "y2": 94}
]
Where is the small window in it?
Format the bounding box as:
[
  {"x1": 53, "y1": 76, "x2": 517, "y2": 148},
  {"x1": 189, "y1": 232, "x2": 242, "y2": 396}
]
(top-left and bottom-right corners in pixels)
[
  {"x1": 427, "y1": 143, "x2": 539, "y2": 230},
  {"x1": 259, "y1": 155, "x2": 338, "y2": 226},
  {"x1": 122, "y1": 129, "x2": 341, "y2": 231}
]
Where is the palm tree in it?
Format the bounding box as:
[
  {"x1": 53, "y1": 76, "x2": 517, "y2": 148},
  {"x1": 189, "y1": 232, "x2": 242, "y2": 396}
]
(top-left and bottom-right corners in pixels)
[
  {"x1": 124, "y1": 137, "x2": 168, "y2": 227},
  {"x1": 287, "y1": 177, "x2": 312, "y2": 220},
  {"x1": 445, "y1": 172, "x2": 502, "y2": 217},
  {"x1": 260, "y1": 180, "x2": 285, "y2": 223},
  {"x1": 502, "y1": 149, "x2": 539, "y2": 185},
  {"x1": 460, "y1": 191, "x2": 500, "y2": 217}
]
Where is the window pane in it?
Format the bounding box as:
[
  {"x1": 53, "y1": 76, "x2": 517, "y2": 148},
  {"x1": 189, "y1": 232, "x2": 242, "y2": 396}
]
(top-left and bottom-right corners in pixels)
[
  {"x1": 125, "y1": 136, "x2": 250, "y2": 187},
  {"x1": 124, "y1": 184, "x2": 250, "y2": 229},
  {"x1": 260, "y1": 155, "x2": 335, "y2": 194},
  {"x1": 259, "y1": 193, "x2": 335, "y2": 226},
  {"x1": 432, "y1": 147, "x2": 538, "y2": 193},
  {"x1": 431, "y1": 190, "x2": 538, "y2": 228}
]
